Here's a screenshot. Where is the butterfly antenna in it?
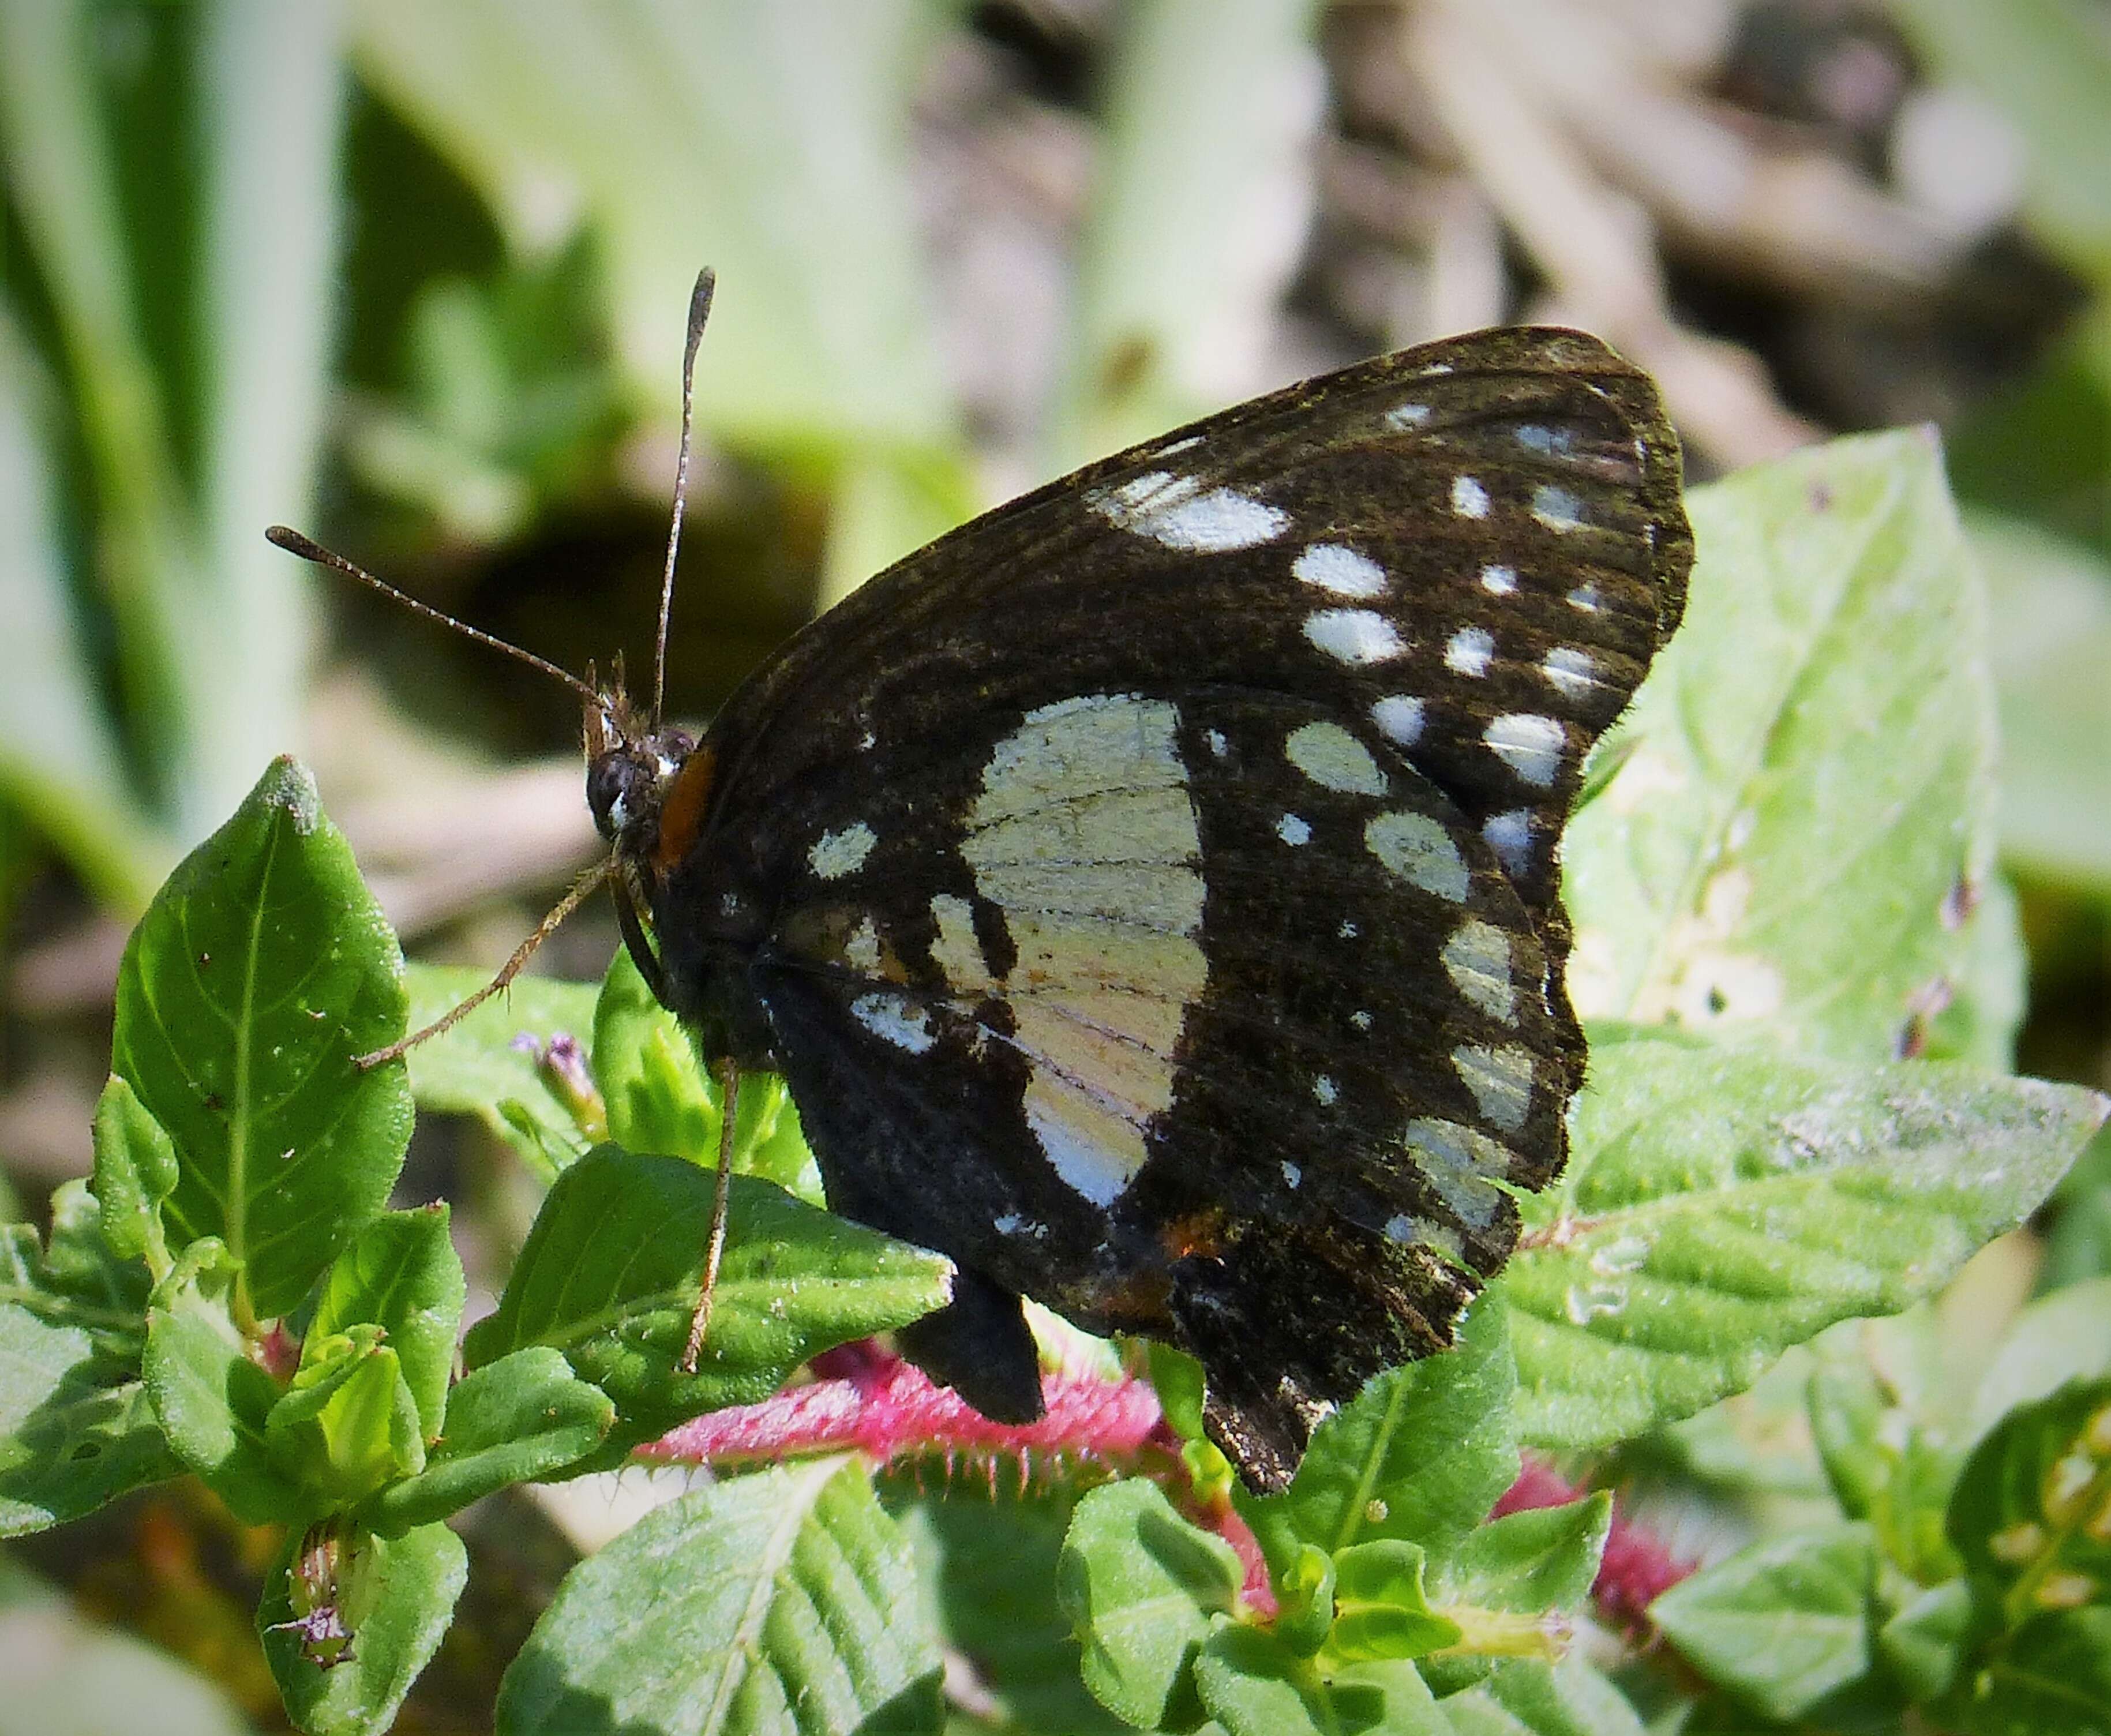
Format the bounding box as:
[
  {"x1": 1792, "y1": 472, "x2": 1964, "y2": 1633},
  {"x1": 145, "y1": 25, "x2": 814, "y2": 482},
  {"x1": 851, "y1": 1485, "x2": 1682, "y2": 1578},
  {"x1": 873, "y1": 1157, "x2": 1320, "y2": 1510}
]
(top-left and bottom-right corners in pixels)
[
  {"x1": 265, "y1": 526, "x2": 606, "y2": 711},
  {"x1": 681, "y1": 1056, "x2": 741, "y2": 1373},
  {"x1": 653, "y1": 267, "x2": 717, "y2": 729}
]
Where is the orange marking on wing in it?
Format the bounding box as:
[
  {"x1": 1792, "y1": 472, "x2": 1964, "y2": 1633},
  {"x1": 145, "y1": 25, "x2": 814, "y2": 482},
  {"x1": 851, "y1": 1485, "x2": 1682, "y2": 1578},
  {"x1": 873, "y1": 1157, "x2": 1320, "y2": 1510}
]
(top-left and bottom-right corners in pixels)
[
  {"x1": 651, "y1": 745, "x2": 716, "y2": 879},
  {"x1": 1160, "y1": 1207, "x2": 1230, "y2": 1262}
]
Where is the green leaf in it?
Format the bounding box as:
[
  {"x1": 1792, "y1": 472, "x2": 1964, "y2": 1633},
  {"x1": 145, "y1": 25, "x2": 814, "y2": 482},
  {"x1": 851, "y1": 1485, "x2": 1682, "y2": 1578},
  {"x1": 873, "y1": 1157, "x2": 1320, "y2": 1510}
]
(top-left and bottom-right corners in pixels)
[
  {"x1": 1192, "y1": 1626, "x2": 1450, "y2": 1736},
  {"x1": 366, "y1": 1347, "x2": 613, "y2": 1533},
  {"x1": 89, "y1": 1074, "x2": 177, "y2": 1274},
  {"x1": 1650, "y1": 1521, "x2": 1877, "y2": 1719},
  {"x1": 1058, "y1": 1478, "x2": 1244, "y2": 1727},
  {"x1": 1431, "y1": 1496, "x2": 1614, "y2": 1618},
  {"x1": 112, "y1": 758, "x2": 413, "y2": 1318},
  {"x1": 1809, "y1": 1360, "x2": 1890, "y2": 1520},
  {"x1": 497, "y1": 1457, "x2": 943, "y2": 1735},
  {"x1": 1946, "y1": 1607, "x2": 2111, "y2": 1736},
  {"x1": 267, "y1": 1326, "x2": 426, "y2": 1507},
  {"x1": 1325, "y1": 1541, "x2": 1461, "y2": 1663},
  {"x1": 1564, "y1": 431, "x2": 2012, "y2": 1067},
  {"x1": 142, "y1": 1239, "x2": 303, "y2": 1525},
  {"x1": 1508, "y1": 1028, "x2": 2106, "y2": 1449},
  {"x1": 462, "y1": 1148, "x2": 950, "y2": 1455},
  {"x1": 1445, "y1": 1659, "x2": 1652, "y2": 1736},
  {"x1": 1418, "y1": 1499, "x2": 1606, "y2": 1699},
  {"x1": 591, "y1": 946, "x2": 812, "y2": 1195},
  {"x1": 2042, "y1": 1127, "x2": 2111, "y2": 1294},
  {"x1": 1878, "y1": 1578, "x2": 1974, "y2": 1701},
  {"x1": 0, "y1": 1182, "x2": 179, "y2": 1534},
  {"x1": 1275, "y1": 1544, "x2": 1338, "y2": 1659},
  {"x1": 308, "y1": 1205, "x2": 464, "y2": 1441},
  {"x1": 1878, "y1": 1429, "x2": 1968, "y2": 1586},
  {"x1": 1240, "y1": 1295, "x2": 1516, "y2": 1577},
  {"x1": 1948, "y1": 1375, "x2": 2111, "y2": 1627},
  {"x1": 260, "y1": 1519, "x2": 468, "y2": 1736},
  {"x1": 402, "y1": 962, "x2": 602, "y2": 1172},
  {"x1": 1149, "y1": 1341, "x2": 1210, "y2": 1442},
  {"x1": 1969, "y1": 512, "x2": 2111, "y2": 887},
  {"x1": 897, "y1": 1484, "x2": 1131, "y2": 1735},
  {"x1": 1967, "y1": 1277, "x2": 2111, "y2": 1442}
]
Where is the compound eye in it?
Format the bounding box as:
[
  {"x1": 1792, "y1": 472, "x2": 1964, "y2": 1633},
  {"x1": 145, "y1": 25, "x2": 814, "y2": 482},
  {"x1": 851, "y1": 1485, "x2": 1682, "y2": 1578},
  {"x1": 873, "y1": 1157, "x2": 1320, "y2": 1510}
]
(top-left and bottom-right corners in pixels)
[{"x1": 586, "y1": 755, "x2": 628, "y2": 841}]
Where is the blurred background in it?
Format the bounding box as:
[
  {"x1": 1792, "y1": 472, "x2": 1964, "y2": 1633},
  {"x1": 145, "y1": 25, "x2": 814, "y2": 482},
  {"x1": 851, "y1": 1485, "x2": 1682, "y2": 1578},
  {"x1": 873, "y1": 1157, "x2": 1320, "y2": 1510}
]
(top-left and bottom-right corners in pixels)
[{"x1": 1, "y1": 1, "x2": 2107, "y2": 1728}]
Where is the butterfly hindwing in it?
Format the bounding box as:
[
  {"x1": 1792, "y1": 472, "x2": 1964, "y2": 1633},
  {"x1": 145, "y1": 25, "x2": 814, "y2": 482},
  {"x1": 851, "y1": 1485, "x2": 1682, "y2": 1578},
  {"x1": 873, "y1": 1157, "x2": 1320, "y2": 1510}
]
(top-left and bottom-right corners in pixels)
[
  {"x1": 744, "y1": 681, "x2": 1581, "y2": 1484},
  {"x1": 662, "y1": 327, "x2": 1691, "y2": 1490}
]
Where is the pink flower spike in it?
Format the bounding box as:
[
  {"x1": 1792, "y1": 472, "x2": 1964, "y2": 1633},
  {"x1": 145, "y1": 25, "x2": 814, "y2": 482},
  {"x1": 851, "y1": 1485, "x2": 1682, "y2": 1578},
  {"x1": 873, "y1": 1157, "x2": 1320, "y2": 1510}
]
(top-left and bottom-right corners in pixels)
[{"x1": 641, "y1": 1339, "x2": 1168, "y2": 1472}]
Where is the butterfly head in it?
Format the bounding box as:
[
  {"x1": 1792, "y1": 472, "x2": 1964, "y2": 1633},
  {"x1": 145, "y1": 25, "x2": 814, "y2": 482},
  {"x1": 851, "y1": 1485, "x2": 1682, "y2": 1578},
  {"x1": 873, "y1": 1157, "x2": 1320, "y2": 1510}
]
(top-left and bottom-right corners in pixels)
[{"x1": 583, "y1": 687, "x2": 695, "y2": 856}]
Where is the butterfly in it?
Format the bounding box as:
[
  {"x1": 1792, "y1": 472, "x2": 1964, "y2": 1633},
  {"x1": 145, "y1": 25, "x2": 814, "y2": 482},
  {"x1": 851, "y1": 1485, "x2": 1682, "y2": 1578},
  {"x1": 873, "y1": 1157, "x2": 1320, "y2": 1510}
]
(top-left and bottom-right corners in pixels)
[{"x1": 274, "y1": 274, "x2": 1690, "y2": 1493}]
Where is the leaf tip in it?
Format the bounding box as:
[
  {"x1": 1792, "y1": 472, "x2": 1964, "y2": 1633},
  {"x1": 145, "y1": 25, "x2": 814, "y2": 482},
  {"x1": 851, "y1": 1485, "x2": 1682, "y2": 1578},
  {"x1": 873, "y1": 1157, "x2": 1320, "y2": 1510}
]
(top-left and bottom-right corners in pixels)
[{"x1": 251, "y1": 756, "x2": 323, "y2": 835}]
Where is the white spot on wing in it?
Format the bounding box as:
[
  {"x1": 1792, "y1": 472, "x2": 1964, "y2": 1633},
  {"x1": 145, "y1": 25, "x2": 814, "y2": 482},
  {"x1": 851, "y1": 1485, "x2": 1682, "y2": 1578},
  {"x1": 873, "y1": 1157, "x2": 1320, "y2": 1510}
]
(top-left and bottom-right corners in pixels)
[
  {"x1": 1391, "y1": 1213, "x2": 1465, "y2": 1262},
  {"x1": 1366, "y1": 811, "x2": 1469, "y2": 902},
  {"x1": 1205, "y1": 728, "x2": 1229, "y2": 758},
  {"x1": 962, "y1": 692, "x2": 1208, "y2": 1214},
  {"x1": 1568, "y1": 583, "x2": 1602, "y2": 613},
  {"x1": 1371, "y1": 695, "x2": 1426, "y2": 747},
  {"x1": 1542, "y1": 646, "x2": 1602, "y2": 700},
  {"x1": 1026, "y1": 1096, "x2": 1142, "y2": 1207},
  {"x1": 1452, "y1": 474, "x2": 1490, "y2": 518},
  {"x1": 1277, "y1": 813, "x2": 1312, "y2": 846},
  {"x1": 845, "y1": 916, "x2": 882, "y2": 973},
  {"x1": 852, "y1": 992, "x2": 935, "y2": 1053},
  {"x1": 1294, "y1": 542, "x2": 1388, "y2": 598},
  {"x1": 928, "y1": 893, "x2": 986, "y2": 985},
  {"x1": 1281, "y1": 1161, "x2": 1302, "y2": 1187},
  {"x1": 1480, "y1": 564, "x2": 1517, "y2": 595},
  {"x1": 1532, "y1": 484, "x2": 1585, "y2": 531},
  {"x1": 1442, "y1": 918, "x2": 1516, "y2": 1023},
  {"x1": 1403, "y1": 1118, "x2": 1513, "y2": 1228},
  {"x1": 1484, "y1": 713, "x2": 1566, "y2": 787},
  {"x1": 1305, "y1": 609, "x2": 1405, "y2": 665},
  {"x1": 1090, "y1": 470, "x2": 1288, "y2": 551},
  {"x1": 1452, "y1": 1043, "x2": 1535, "y2": 1131},
  {"x1": 1284, "y1": 722, "x2": 1389, "y2": 795},
  {"x1": 1386, "y1": 402, "x2": 1432, "y2": 428},
  {"x1": 1484, "y1": 809, "x2": 1532, "y2": 876},
  {"x1": 811, "y1": 822, "x2": 878, "y2": 880},
  {"x1": 1313, "y1": 1075, "x2": 1338, "y2": 1105},
  {"x1": 1351, "y1": 1009, "x2": 1374, "y2": 1030},
  {"x1": 1445, "y1": 626, "x2": 1495, "y2": 677}
]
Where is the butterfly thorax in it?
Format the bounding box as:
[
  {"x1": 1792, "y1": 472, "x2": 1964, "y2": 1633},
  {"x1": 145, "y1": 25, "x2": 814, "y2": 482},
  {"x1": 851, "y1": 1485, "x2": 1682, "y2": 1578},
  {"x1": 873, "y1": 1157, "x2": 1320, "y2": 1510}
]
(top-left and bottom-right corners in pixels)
[{"x1": 585, "y1": 695, "x2": 781, "y2": 1066}]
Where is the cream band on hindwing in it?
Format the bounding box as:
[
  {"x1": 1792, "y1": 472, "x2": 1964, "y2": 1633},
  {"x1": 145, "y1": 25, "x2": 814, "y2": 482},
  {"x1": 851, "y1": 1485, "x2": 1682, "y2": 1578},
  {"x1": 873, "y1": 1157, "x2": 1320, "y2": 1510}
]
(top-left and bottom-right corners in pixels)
[{"x1": 953, "y1": 694, "x2": 1209, "y2": 1208}]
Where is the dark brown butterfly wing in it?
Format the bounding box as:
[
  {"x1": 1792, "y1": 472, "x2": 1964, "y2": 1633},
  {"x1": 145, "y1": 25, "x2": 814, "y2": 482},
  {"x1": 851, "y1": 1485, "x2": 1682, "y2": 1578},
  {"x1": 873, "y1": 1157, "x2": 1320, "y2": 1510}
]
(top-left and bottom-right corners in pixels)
[{"x1": 663, "y1": 327, "x2": 1690, "y2": 1490}]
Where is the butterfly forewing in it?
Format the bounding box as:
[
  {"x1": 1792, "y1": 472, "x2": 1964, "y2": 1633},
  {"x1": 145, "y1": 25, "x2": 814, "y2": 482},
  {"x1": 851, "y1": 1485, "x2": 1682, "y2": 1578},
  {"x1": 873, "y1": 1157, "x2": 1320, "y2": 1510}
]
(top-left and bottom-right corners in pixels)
[{"x1": 666, "y1": 327, "x2": 1691, "y2": 1490}]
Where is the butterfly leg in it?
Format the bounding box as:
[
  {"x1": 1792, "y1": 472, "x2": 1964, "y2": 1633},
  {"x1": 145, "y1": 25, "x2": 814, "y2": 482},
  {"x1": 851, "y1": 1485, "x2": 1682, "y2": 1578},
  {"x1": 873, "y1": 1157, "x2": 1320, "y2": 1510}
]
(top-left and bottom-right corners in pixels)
[
  {"x1": 356, "y1": 858, "x2": 616, "y2": 1069},
  {"x1": 679, "y1": 1056, "x2": 741, "y2": 1372}
]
